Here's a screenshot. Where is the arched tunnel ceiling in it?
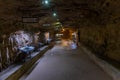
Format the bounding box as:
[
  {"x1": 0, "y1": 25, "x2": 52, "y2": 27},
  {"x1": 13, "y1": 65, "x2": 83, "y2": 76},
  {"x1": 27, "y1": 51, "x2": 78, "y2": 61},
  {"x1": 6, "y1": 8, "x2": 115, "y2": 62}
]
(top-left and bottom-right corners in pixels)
[{"x1": 0, "y1": 0, "x2": 120, "y2": 31}]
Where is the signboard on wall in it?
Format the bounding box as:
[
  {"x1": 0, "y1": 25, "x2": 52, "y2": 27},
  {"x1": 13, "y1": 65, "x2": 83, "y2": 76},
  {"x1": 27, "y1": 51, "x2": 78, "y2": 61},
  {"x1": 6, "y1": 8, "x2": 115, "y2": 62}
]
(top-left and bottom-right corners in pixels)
[
  {"x1": 43, "y1": 24, "x2": 51, "y2": 26},
  {"x1": 22, "y1": 17, "x2": 39, "y2": 23}
]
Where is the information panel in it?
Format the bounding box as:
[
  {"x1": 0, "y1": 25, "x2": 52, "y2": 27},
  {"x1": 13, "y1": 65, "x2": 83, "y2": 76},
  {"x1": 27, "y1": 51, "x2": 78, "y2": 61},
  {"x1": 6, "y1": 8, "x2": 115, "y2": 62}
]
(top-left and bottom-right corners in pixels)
[{"x1": 22, "y1": 17, "x2": 39, "y2": 23}]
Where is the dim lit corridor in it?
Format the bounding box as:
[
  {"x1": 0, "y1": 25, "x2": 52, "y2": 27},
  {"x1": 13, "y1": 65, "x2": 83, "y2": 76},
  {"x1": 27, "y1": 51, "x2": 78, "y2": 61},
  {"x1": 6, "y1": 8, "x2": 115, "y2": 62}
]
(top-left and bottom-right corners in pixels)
[
  {"x1": 0, "y1": 0, "x2": 120, "y2": 80},
  {"x1": 20, "y1": 40, "x2": 112, "y2": 80}
]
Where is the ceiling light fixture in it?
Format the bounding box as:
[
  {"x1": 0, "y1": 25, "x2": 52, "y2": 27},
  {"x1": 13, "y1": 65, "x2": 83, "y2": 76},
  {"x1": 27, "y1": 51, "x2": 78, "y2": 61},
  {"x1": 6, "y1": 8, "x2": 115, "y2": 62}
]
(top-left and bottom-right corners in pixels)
[
  {"x1": 42, "y1": 0, "x2": 49, "y2": 5},
  {"x1": 53, "y1": 12, "x2": 57, "y2": 17}
]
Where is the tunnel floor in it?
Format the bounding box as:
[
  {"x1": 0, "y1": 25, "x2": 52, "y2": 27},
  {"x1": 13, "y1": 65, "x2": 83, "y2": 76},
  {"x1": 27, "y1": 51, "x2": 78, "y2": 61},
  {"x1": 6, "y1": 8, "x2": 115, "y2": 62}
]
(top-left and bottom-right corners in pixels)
[{"x1": 21, "y1": 41, "x2": 112, "y2": 80}]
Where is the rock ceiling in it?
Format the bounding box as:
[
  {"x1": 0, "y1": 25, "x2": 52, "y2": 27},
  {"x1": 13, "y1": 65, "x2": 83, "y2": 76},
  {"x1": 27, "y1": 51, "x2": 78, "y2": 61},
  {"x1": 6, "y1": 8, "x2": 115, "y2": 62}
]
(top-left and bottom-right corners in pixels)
[{"x1": 0, "y1": 0, "x2": 120, "y2": 29}]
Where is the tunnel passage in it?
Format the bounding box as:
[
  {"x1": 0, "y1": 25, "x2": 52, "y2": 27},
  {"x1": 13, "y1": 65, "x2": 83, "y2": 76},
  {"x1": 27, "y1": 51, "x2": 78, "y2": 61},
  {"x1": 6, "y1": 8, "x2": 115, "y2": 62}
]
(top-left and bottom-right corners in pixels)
[{"x1": 0, "y1": 0, "x2": 120, "y2": 73}]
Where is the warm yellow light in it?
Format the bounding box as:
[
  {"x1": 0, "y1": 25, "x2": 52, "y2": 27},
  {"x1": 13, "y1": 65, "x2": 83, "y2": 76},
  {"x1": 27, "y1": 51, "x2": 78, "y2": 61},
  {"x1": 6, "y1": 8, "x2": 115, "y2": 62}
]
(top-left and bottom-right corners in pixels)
[{"x1": 62, "y1": 29, "x2": 65, "y2": 31}]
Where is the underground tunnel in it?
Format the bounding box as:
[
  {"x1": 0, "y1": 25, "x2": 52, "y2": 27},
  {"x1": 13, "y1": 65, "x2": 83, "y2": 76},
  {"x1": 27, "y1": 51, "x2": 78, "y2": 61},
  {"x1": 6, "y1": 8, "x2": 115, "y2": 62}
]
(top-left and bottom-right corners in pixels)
[{"x1": 0, "y1": 0, "x2": 120, "y2": 80}]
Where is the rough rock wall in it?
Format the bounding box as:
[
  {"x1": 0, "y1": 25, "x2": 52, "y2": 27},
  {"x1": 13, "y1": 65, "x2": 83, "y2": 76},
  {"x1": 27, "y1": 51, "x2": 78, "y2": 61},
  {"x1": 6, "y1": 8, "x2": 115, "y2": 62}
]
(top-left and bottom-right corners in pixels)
[{"x1": 79, "y1": 23, "x2": 120, "y2": 62}]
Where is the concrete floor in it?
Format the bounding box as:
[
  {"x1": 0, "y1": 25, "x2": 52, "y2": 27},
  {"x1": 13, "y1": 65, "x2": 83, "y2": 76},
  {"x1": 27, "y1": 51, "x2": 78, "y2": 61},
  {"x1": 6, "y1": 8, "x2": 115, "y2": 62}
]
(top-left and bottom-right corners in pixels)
[{"x1": 24, "y1": 41, "x2": 112, "y2": 80}]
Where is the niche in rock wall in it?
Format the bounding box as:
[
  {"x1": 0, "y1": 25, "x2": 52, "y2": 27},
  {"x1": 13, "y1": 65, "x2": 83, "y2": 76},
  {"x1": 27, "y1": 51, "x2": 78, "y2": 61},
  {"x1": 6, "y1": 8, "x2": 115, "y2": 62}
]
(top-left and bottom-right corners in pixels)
[{"x1": 9, "y1": 30, "x2": 34, "y2": 48}]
